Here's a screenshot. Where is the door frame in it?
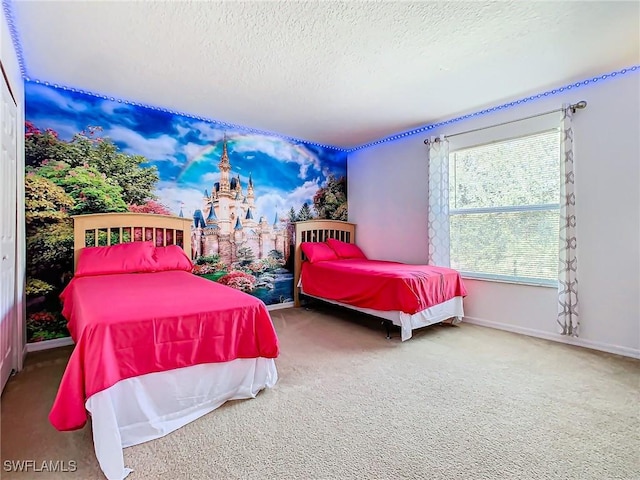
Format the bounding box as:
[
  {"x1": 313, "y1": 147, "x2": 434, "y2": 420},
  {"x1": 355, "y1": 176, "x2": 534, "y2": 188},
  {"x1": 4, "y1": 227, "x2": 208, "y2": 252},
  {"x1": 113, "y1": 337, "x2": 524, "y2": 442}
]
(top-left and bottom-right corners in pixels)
[{"x1": 0, "y1": 59, "x2": 24, "y2": 386}]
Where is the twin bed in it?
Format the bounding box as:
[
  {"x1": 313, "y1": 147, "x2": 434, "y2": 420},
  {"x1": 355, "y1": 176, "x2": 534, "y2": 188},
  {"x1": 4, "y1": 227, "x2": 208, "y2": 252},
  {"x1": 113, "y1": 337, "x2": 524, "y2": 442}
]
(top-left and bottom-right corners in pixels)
[
  {"x1": 293, "y1": 219, "x2": 466, "y2": 341},
  {"x1": 49, "y1": 213, "x2": 279, "y2": 480},
  {"x1": 49, "y1": 214, "x2": 465, "y2": 480}
]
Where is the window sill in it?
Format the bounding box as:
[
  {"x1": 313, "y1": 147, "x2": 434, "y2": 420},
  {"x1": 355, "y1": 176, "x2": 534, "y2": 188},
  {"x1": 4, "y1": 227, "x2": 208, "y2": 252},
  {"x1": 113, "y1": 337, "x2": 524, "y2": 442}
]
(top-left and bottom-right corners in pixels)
[{"x1": 460, "y1": 274, "x2": 558, "y2": 289}]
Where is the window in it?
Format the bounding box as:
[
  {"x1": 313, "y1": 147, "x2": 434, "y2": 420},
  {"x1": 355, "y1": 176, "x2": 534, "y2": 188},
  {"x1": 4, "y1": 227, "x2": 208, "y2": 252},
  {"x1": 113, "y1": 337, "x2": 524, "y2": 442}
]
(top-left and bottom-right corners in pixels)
[{"x1": 448, "y1": 130, "x2": 561, "y2": 285}]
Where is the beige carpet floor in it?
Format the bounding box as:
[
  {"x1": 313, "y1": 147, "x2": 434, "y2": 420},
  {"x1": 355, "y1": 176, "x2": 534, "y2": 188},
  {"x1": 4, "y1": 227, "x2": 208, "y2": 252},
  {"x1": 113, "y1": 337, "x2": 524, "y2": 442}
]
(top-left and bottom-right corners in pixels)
[{"x1": 1, "y1": 305, "x2": 639, "y2": 480}]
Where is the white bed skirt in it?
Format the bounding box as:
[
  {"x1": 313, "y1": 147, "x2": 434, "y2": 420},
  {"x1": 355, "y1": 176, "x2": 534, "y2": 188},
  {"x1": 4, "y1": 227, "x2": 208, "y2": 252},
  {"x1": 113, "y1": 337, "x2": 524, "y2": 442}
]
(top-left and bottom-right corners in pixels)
[
  {"x1": 301, "y1": 287, "x2": 464, "y2": 341},
  {"x1": 85, "y1": 357, "x2": 278, "y2": 480}
]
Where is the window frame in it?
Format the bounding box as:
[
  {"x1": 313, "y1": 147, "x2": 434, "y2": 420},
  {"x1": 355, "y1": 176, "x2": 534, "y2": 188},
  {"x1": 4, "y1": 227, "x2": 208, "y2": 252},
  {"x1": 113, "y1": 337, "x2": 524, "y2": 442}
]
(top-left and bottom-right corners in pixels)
[{"x1": 448, "y1": 127, "x2": 561, "y2": 287}]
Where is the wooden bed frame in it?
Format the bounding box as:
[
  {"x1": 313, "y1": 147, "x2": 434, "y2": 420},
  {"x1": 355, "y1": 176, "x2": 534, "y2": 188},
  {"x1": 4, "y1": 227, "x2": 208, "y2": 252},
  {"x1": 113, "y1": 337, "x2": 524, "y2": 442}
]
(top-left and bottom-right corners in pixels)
[
  {"x1": 64, "y1": 212, "x2": 278, "y2": 480},
  {"x1": 293, "y1": 219, "x2": 356, "y2": 307},
  {"x1": 72, "y1": 212, "x2": 193, "y2": 271}
]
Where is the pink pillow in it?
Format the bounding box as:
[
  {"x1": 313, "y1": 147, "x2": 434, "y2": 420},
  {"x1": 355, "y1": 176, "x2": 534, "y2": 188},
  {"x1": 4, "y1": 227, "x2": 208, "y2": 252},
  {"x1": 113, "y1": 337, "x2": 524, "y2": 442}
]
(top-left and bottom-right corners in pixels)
[
  {"x1": 300, "y1": 242, "x2": 339, "y2": 263},
  {"x1": 326, "y1": 238, "x2": 367, "y2": 259},
  {"x1": 75, "y1": 241, "x2": 159, "y2": 277},
  {"x1": 154, "y1": 245, "x2": 193, "y2": 272}
]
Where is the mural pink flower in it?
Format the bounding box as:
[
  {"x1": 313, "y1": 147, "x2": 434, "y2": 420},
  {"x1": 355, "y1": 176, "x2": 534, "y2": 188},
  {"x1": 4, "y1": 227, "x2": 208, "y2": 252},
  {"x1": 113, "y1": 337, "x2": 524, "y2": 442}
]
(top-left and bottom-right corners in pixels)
[
  {"x1": 218, "y1": 270, "x2": 257, "y2": 293},
  {"x1": 128, "y1": 200, "x2": 172, "y2": 215}
]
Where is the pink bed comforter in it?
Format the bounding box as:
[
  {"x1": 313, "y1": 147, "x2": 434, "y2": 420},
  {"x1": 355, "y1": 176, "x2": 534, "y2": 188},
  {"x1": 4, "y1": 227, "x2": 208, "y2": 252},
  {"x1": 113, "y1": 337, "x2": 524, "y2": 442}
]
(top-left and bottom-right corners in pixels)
[
  {"x1": 49, "y1": 270, "x2": 279, "y2": 431},
  {"x1": 301, "y1": 259, "x2": 466, "y2": 314}
]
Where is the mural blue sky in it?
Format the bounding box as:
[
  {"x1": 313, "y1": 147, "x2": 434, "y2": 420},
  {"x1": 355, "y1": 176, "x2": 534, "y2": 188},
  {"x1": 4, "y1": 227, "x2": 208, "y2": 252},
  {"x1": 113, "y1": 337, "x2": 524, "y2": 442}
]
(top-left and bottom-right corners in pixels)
[{"x1": 25, "y1": 82, "x2": 347, "y2": 223}]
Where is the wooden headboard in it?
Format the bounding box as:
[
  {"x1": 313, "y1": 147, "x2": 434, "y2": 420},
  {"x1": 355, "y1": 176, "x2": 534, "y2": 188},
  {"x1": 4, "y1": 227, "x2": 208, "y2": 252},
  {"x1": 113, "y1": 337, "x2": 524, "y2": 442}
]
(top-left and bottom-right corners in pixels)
[
  {"x1": 72, "y1": 212, "x2": 193, "y2": 271},
  {"x1": 293, "y1": 219, "x2": 356, "y2": 307}
]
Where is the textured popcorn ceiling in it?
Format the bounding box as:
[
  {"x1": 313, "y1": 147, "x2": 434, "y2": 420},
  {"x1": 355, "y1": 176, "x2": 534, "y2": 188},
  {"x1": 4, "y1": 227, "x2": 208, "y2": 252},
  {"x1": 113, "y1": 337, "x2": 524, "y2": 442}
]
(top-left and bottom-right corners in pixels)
[{"x1": 12, "y1": 1, "x2": 640, "y2": 148}]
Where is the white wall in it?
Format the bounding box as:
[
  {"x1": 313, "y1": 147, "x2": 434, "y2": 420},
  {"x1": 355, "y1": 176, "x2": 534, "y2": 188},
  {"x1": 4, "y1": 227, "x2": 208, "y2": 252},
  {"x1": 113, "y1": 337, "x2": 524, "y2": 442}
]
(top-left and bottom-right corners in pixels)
[
  {"x1": 1, "y1": 9, "x2": 26, "y2": 369},
  {"x1": 348, "y1": 72, "x2": 640, "y2": 358}
]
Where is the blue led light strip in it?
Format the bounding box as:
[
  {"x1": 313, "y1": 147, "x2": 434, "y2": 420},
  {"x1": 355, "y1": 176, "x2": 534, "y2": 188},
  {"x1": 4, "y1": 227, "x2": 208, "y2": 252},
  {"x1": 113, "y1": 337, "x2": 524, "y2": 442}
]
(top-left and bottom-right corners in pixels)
[
  {"x1": 2, "y1": 0, "x2": 27, "y2": 78},
  {"x1": 27, "y1": 66, "x2": 637, "y2": 154},
  {"x1": 348, "y1": 65, "x2": 640, "y2": 152},
  {"x1": 24, "y1": 78, "x2": 349, "y2": 152}
]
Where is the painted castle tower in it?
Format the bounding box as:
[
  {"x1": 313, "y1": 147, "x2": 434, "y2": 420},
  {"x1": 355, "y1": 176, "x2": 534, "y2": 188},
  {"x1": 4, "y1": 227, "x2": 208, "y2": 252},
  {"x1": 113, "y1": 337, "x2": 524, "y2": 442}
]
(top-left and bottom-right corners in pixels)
[{"x1": 190, "y1": 137, "x2": 289, "y2": 265}]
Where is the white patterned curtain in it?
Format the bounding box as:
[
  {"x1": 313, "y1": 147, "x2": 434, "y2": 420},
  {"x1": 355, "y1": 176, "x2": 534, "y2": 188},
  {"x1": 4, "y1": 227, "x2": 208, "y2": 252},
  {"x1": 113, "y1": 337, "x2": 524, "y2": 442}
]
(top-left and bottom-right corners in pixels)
[
  {"x1": 557, "y1": 105, "x2": 579, "y2": 336},
  {"x1": 427, "y1": 135, "x2": 450, "y2": 267}
]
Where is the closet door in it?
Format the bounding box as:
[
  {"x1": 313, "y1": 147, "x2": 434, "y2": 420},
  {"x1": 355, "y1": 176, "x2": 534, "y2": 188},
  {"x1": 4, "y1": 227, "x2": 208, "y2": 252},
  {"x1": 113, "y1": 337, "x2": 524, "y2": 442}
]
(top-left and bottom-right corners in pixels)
[{"x1": 0, "y1": 69, "x2": 17, "y2": 392}]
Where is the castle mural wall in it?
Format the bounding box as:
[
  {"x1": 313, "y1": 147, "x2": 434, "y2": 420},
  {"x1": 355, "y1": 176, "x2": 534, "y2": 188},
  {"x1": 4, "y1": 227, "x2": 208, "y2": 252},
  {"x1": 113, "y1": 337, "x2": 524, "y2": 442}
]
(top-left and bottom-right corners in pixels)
[
  {"x1": 25, "y1": 82, "x2": 347, "y2": 343},
  {"x1": 191, "y1": 137, "x2": 289, "y2": 265}
]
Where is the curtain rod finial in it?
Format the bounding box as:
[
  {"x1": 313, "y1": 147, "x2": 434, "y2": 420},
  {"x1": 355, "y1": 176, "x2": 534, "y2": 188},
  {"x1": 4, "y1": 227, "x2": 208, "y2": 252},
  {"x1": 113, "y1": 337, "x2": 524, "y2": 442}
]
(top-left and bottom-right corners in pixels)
[{"x1": 575, "y1": 100, "x2": 587, "y2": 109}]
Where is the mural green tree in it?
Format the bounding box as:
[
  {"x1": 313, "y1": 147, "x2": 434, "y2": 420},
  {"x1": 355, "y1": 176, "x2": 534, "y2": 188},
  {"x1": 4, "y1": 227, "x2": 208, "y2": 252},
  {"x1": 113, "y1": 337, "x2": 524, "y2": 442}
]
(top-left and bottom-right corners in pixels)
[
  {"x1": 24, "y1": 122, "x2": 160, "y2": 342},
  {"x1": 268, "y1": 249, "x2": 284, "y2": 261},
  {"x1": 313, "y1": 174, "x2": 347, "y2": 220},
  {"x1": 24, "y1": 174, "x2": 75, "y2": 294},
  {"x1": 35, "y1": 161, "x2": 128, "y2": 215},
  {"x1": 24, "y1": 173, "x2": 75, "y2": 342},
  {"x1": 297, "y1": 202, "x2": 313, "y2": 221},
  {"x1": 236, "y1": 246, "x2": 256, "y2": 267},
  {"x1": 89, "y1": 133, "x2": 160, "y2": 205},
  {"x1": 287, "y1": 206, "x2": 298, "y2": 223},
  {"x1": 26, "y1": 123, "x2": 159, "y2": 205},
  {"x1": 24, "y1": 173, "x2": 74, "y2": 227}
]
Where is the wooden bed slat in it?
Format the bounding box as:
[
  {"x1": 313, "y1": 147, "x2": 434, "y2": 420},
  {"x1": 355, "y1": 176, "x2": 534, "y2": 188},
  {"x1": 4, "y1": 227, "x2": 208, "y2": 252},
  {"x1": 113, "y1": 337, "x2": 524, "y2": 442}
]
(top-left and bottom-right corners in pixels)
[{"x1": 72, "y1": 213, "x2": 194, "y2": 271}]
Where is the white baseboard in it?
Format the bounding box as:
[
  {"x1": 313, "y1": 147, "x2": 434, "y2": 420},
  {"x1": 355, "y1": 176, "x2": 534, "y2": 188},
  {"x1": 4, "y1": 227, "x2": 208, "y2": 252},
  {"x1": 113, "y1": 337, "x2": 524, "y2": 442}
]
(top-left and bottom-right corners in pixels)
[
  {"x1": 267, "y1": 301, "x2": 294, "y2": 311},
  {"x1": 26, "y1": 337, "x2": 75, "y2": 353},
  {"x1": 463, "y1": 316, "x2": 640, "y2": 359}
]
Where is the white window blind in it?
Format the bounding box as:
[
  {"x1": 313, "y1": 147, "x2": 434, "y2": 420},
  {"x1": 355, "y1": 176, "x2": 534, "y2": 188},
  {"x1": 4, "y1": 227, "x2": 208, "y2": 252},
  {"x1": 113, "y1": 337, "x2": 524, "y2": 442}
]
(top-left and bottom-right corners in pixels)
[{"x1": 449, "y1": 129, "x2": 561, "y2": 285}]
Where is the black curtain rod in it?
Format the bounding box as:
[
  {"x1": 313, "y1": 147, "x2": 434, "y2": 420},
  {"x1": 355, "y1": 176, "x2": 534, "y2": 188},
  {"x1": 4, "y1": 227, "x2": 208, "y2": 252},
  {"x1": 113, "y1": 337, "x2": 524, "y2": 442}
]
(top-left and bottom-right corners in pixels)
[{"x1": 424, "y1": 100, "x2": 587, "y2": 144}]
